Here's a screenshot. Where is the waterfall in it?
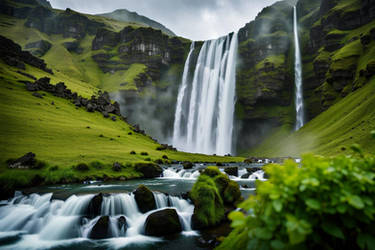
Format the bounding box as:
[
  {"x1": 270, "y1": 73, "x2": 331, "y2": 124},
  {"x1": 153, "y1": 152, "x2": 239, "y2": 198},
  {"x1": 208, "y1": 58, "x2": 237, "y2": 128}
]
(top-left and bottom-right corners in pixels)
[
  {"x1": 172, "y1": 33, "x2": 238, "y2": 155},
  {"x1": 293, "y1": 6, "x2": 305, "y2": 130},
  {"x1": 172, "y1": 42, "x2": 195, "y2": 149}
]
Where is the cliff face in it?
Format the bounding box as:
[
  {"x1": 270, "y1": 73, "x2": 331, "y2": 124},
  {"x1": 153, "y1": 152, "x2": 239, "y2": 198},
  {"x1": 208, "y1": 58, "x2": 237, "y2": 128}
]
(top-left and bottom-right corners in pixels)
[
  {"x1": 235, "y1": 2, "x2": 295, "y2": 151},
  {"x1": 235, "y1": 0, "x2": 375, "y2": 154}
]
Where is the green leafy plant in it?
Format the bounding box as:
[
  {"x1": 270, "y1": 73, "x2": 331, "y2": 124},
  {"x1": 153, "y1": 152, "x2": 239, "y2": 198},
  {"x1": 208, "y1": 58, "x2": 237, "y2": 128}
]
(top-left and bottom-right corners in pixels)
[{"x1": 219, "y1": 146, "x2": 375, "y2": 249}]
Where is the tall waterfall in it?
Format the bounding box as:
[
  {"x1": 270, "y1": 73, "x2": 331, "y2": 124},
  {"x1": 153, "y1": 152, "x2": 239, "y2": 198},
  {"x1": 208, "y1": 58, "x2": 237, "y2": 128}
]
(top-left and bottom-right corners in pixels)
[
  {"x1": 293, "y1": 6, "x2": 305, "y2": 130},
  {"x1": 172, "y1": 33, "x2": 238, "y2": 155}
]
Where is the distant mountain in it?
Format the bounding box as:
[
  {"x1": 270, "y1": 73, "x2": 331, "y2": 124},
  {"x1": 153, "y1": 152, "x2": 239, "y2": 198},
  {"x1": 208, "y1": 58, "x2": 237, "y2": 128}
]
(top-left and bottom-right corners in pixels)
[{"x1": 97, "y1": 9, "x2": 175, "y2": 36}]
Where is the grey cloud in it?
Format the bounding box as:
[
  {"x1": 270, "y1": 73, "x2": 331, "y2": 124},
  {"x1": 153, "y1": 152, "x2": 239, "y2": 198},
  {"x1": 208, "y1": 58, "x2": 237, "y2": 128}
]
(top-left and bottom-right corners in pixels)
[{"x1": 49, "y1": 0, "x2": 279, "y2": 40}]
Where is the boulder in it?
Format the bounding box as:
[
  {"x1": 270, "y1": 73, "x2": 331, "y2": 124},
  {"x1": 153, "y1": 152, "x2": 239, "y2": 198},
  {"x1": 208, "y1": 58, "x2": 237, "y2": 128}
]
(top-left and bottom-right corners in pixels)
[
  {"x1": 133, "y1": 185, "x2": 156, "y2": 213},
  {"x1": 8, "y1": 152, "x2": 36, "y2": 169},
  {"x1": 247, "y1": 167, "x2": 262, "y2": 174},
  {"x1": 241, "y1": 173, "x2": 251, "y2": 179},
  {"x1": 32, "y1": 92, "x2": 43, "y2": 98},
  {"x1": 223, "y1": 181, "x2": 241, "y2": 204},
  {"x1": 87, "y1": 193, "x2": 103, "y2": 217},
  {"x1": 224, "y1": 166, "x2": 238, "y2": 177},
  {"x1": 134, "y1": 163, "x2": 162, "y2": 178},
  {"x1": 144, "y1": 208, "x2": 182, "y2": 236},
  {"x1": 182, "y1": 161, "x2": 193, "y2": 169},
  {"x1": 117, "y1": 216, "x2": 127, "y2": 232},
  {"x1": 89, "y1": 216, "x2": 111, "y2": 239}
]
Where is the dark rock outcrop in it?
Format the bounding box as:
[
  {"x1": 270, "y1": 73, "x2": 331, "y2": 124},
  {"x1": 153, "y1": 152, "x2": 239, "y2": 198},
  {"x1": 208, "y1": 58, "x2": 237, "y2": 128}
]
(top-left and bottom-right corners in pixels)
[
  {"x1": 0, "y1": 35, "x2": 53, "y2": 74},
  {"x1": 144, "y1": 208, "x2": 182, "y2": 236},
  {"x1": 8, "y1": 152, "x2": 36, "y2": 169},
  {"x1": 25, "y1": 40, "x2": 52, "y2": 57},
  {"x1": 133, "y1": 185, "x2": 156, "y2": 213},
  {"x1": 87, "y1": 193, "x2": 103, "y2": 217}
]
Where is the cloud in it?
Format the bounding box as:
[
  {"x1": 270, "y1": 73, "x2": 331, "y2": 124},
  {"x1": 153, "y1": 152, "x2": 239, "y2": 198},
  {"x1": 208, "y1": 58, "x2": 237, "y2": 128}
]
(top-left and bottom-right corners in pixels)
[{"x1": 48, "y1": 0, "x2": 279, "y2": 40}]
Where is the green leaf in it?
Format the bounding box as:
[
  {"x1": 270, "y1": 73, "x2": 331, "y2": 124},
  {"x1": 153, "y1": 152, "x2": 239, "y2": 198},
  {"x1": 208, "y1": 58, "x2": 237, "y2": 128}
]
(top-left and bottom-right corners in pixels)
[
  {"x1": 270, "y1": 239, "x2": 285, "y2": 249},
  {"x1": 371, "y1": 130, "x2": 375, "y2": 139},
  {"x1": 254, "y1": 228, "x2": 273, "y2": 240},
  {"x1": 348, "y1": 195, "x2": 365, "y2": 209},
  {"x1": 273, "y1": 200, "x2": 283, "y2": 212},
  {"x1": 229, "y1": 211, "x2": 245, "y2": 221},
  {"x1": 357, "y1": 233, "x2": 375, "y2": 250},
  {"x1": 305, "y1": 199, "x2": 321, "y2": 210},
  {"x1": 322, "y1": 222, "x2": 345, "y2": 239}
]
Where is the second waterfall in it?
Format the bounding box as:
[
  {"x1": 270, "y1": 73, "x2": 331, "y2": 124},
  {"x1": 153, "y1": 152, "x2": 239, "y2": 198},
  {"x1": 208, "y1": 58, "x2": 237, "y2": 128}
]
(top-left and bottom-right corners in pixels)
[{"x1": 172, "y1": 33, "x2": 238, "y2": 156}]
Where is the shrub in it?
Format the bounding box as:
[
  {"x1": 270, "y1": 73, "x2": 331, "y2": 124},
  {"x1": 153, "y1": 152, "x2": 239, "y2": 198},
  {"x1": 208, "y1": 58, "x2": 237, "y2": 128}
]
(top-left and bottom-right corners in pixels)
[
  {"x1": 140, "y1": 152, "x2": 149, "y2": 156},
  {"x1": 31, "y1": 160, "x2": 46, "y2": 169},
  {"x1": 130, "y1": 151, "x2": 136, "y2": 155},
  {"x1": 162, "y1": 155, "x2": 168, "y2": 159},
  {"x1": 145, "y1": 158, "x2": 151, "y2": 161},
  {"x1": 75, "y1": 163, "x2": 89, "y2": 171},
  {"x1": 134, "y1": 162, "x2": 162, "y2": 178},
  {"x1": 219, "y1": 149, "x2": 375, "y2": 250}
]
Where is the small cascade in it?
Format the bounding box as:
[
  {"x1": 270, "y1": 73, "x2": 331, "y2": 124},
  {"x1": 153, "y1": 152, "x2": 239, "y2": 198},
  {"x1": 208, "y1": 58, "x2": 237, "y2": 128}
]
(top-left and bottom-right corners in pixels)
[
  {"x1": 172, "y1": 33, "x2": 238, "y2": 155},
  {"x1": 161, "y1": 167, "x2": 266, "y2": 181},
  {"x1": 293, "y1": 6, "x2": 305, "y2": 130},
  {"x1": 0, "y1": 191, "x2": 196, "y2": 249}
]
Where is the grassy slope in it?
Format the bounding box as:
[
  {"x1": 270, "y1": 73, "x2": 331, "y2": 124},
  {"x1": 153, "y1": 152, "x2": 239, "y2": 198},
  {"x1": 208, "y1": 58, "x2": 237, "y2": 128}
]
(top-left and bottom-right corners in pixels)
[{"x1": 247, "y1": 77, "x2": 375, "y2": 157}]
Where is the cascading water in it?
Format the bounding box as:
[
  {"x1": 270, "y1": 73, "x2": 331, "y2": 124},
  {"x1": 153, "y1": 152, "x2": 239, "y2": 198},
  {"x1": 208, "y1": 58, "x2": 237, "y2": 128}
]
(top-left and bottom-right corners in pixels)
[
  {"x1": 172, "y1": 33, "x2": 238, "y2": 155},
  {"x1": 0, "y1": 191, "x2": 195, "y2": 249},
  {"x1": 293, "y1": 6, "x2": 305, "y2": 130},
  {"x1": 172, "y1": 42, "x2": 195, "y2": 149}
]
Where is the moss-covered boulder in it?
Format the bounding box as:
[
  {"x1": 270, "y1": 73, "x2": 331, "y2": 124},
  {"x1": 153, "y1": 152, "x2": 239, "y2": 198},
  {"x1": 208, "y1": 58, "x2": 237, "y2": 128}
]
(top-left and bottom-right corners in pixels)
[
  {"x1": 190, "y1": 166, "x2": 242, "y2": 229},
  {"x1": 134, "y1": 162, "x2": 162, "y2": 178},
  {"x1": 223, "y1": 181, "x2": 241, "y2": 204},
  {"x1": 133, "y1": 185, "x2": 156, "y2": 213},
  {"x1": 144, "y1": 208, "x2": 182, "y2": 236},
  {"x1": 191, "y1": 175, "x2": 225, "y2": 229}
]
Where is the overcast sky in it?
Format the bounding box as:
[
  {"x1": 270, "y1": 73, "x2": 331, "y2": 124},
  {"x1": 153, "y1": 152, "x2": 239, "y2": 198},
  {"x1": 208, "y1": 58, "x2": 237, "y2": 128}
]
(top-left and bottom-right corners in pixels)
[{"x1": 49, "y1": 0, "x2": 279, "y2": 40}]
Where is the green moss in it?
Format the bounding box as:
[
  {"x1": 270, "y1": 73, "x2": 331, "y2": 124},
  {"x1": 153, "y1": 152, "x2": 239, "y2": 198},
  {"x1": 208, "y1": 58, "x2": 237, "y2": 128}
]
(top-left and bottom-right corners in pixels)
[
  {"x1": 191, "y1": 175, "x2": 225, "y2": 228},
  {"x1": 223, "y1": 180, "x2": 241, "y2": 204}
]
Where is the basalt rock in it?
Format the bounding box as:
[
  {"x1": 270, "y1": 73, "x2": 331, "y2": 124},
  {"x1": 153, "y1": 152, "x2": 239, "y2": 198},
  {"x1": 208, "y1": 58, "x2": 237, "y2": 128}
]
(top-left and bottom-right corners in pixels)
[
  {"x1": 144, "y1": 208, "x2": 182, "y2": 236},
  {"x1": 133, "y1": 185, "x2": 156, "y2": 213},
  {"x1": 224, "y1": 167, "x2": 238, "y2": 177},
  {"x1": 8, "y1": 152, "x2": 36, "y2": 169},
  {"x1": 89, "y1": 216, "x2": 111, "y2": 239},
  {"x1": 0, "y1": 35, "x2": 53, "y2": 74},
  {"x1": 87, "y1": 193, "x2": 103, "y2": 217}
]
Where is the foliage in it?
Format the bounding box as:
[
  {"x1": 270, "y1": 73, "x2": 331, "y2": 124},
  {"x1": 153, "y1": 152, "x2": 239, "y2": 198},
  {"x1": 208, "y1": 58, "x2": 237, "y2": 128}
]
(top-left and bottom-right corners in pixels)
[{"x1": 220, "y1": 147, "x2": 375, "y2": 249}]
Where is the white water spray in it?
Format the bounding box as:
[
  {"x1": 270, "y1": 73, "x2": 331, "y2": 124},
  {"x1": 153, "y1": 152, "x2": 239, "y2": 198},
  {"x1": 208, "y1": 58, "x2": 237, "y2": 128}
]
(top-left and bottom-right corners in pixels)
[
  {"x1": 294, "y1": 6, "x2": 305, "y2": 130},
  {"x1": 172, "y1": 33, "x2": 238, "y2": 155}
]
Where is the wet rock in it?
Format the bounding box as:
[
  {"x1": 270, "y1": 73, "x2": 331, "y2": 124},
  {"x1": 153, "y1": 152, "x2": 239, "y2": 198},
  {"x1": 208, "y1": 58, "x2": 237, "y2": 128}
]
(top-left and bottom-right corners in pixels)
[
  {"x1": 183, "y1": 161, "x2": 194, "y2": 169},
  {"x1": 87, "y1": 193, "x2": 103, "y2": 217},
  {"x1": 224, "y1": 166, "x2": 238, "y2": 177},
  {"x1": 134, "y1": 163, "x2": 162, "y2": 178},
  {"x1": 241, "y1": 173, "x2": 251, "y2": 179},
  {"x1": 133, "y1": 185, "x2": 156, "y2": 213},
  {"x1": 117, "y1": 216, "x2": 127, "y2": 232},
  {"x1": 144, "y1": 208, "x2": 182, "y2": 236},
  {"x1": 89, "y1": 216, "x2": 111, "y2": 239},
  {"x1": 8, "y1": 152, "x2": 36, "y2": 169}
]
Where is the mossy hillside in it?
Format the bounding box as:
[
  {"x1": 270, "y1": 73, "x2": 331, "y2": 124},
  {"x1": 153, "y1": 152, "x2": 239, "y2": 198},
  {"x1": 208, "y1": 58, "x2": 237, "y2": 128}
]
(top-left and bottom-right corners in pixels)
[{"x1": 245, "y1": 77, "x2": 375, "y2": 157}]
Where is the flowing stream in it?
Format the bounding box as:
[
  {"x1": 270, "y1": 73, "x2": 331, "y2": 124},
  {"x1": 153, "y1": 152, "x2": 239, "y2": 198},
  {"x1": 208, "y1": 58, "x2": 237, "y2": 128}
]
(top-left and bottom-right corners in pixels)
[
  {"x1": 172, "y1": 33, "x2": 238, "y2": 155},
  {"x1": 294, "y1": 6, "x2": 305, "y2": 130},
  {"x1": 0, "y1": 191, "x2": 195, "y2": 249}
]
